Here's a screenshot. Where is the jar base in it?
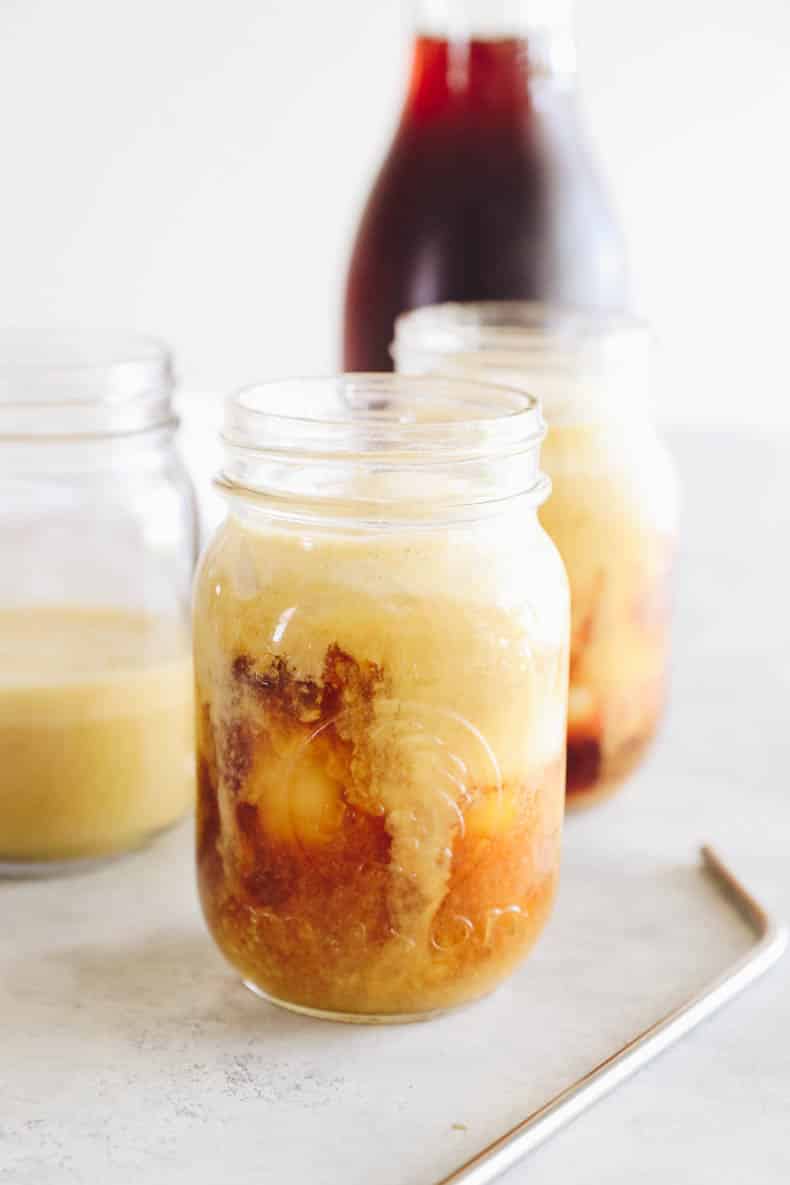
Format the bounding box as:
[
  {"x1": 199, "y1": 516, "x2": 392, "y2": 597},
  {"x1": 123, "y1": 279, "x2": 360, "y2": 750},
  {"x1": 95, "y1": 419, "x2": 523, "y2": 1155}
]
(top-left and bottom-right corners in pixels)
[
  {"x1": 565, "y1": 724, "x2": 661, "y2": 812},
  {"x1": 0, "y1": 851, "x2": 133, "y2": 880},
  {"x1": 242, "y1": 979, "x2": 457, "y2": 1026},
  {"x1": 0, "y1": 813, "x2": 191, "y2": 881},
  {"x1": 565, "y1": 780, "x2": 624, "y2": 812}
]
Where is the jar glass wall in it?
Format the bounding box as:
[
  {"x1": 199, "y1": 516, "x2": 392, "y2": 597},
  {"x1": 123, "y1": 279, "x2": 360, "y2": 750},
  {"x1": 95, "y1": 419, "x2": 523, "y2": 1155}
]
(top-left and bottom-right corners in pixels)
[
  {"x1": 194, "y1": 375, "x2": 569, "y2": 1021},
  {"x1": 0, "y1": 332, "x2": 198, "y2": 875},
  {"x1": 394, "y1": 305, "x2": 679, "y2": 807}
]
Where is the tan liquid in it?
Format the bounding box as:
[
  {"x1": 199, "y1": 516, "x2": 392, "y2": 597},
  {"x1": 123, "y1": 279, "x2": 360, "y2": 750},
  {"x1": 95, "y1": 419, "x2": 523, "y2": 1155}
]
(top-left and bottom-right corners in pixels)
[
  {"x1": 539, "y1": 423, "x2": 677, "y2": 802},
  {"x1": 195, "y1": 515, "x2": 568, "y2": 1017},
  {"x1": 0, "y1": 606, "x2": 194, "y2": 865},
  {"x1": 395, "y1": 343, "x2": 677, "y2": 804}
]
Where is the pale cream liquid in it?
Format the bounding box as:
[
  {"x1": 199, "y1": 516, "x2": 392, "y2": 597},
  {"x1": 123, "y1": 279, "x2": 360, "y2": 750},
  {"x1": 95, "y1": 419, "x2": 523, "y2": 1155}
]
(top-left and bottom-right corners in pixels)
[{"x1": 0, "y1": 607, "x2": 194, "y2": 864}]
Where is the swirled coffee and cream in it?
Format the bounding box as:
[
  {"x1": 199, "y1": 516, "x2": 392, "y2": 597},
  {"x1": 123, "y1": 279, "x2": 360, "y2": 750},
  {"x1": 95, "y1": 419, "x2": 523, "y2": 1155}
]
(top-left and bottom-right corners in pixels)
[{"x1": 194, "y1": 377, "x2": 570, "y2": 1019}]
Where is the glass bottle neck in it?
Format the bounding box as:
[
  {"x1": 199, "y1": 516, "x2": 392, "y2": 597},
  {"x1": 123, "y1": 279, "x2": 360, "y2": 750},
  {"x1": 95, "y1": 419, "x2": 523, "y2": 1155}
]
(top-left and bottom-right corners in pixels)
[
  {"x1": 406, "y1": 1, "x2": 576, "y2": 122},
  {"x1": 412, "y1": 0, "x2": 576, "y2": 72}
]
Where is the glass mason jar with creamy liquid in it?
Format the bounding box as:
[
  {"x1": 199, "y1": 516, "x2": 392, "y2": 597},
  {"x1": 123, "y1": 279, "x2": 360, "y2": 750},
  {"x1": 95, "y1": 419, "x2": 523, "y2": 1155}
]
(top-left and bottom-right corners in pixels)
[
  {"x1": 0, "y1": 332, "x2": 198, "y2": 875},
  {"x1": 394, "y1": 304, "x2": 679, "y2": 807},
  {"x1": 194, "y1": 376, "x2": 569, "y2": 1021}
]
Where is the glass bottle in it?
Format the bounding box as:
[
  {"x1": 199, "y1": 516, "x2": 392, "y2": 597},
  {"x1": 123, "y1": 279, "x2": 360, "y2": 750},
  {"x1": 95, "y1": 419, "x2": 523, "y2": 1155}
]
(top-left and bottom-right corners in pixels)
[
  {"x1": 394, "y1": 303, "x2": 679, "y2": 807},
  {"x1": 343, "y1": 0, "x2": 629, "y2": 371},
  {"x1": 0, "y1": 332, "x2": 198, "y2": 875},
  {"x1": 194, "y1": 375, "x2": 569, "y2": 1021}
]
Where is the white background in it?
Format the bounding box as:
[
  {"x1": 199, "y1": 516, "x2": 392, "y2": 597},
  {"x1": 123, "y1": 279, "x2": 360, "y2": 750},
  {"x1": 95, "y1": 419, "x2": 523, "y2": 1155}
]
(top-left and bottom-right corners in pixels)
[{"x1": 0, "y1": 0, "x2": 788, "y2": 427}]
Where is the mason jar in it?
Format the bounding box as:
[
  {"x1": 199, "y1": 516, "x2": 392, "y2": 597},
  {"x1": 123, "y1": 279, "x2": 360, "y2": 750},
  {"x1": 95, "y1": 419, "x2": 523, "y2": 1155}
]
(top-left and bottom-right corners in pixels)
[
  {"x1": 0, "y1": 332, "x2": 198, "y2": 876},
  {"x1": 194, "y1": 375, "x2": 569, "y2": 1022},
  {"x1": 394, "y1": 304, "x2": 679, "y2": 807}
]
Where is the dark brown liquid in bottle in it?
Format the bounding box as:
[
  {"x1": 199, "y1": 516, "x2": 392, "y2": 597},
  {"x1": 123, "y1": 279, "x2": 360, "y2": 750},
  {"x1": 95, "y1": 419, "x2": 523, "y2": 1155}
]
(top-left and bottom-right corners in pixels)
[{"x1": 343, "y1": 36, "x2": 628, "y2": 371}]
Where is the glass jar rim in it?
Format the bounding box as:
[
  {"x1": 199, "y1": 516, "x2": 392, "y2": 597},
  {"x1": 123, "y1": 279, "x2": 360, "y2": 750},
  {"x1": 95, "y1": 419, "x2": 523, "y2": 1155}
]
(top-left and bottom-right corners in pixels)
[
  {"x1": 220, "y1": 374, "x2": 549, "y2": 522},
  {"x1": 393, "y1": 302, "x2": 647, "y2": 364},
  {"x1": 392, "y1": 303, "x2": 652, "y2": 424},
  {"x1": 0, "y1": 330, "x2": 175, "y2": 439},
  {"x1": 223, "y1": 373, "x2": 545, "y2": 463}
]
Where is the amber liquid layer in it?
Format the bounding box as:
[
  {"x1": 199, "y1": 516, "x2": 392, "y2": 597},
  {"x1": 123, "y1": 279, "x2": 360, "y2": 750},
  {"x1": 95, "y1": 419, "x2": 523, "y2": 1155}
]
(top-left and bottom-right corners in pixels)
[
  {"x1": 197, "y1": 646, "x2": 563, "y2": 1018},
  {"x1": 343, "y1": 36, "x2": 628, "y2": 371}
]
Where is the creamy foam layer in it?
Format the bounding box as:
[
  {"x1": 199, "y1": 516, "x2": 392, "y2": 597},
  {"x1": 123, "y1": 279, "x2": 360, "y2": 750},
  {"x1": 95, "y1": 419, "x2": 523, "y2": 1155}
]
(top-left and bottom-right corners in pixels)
[{"x1": 198, "y1": 514, "x2": 569, "y2": 777}]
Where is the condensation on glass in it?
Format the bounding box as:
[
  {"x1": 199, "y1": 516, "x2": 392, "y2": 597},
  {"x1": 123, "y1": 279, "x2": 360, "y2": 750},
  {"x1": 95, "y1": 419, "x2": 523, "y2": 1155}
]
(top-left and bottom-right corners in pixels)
[
  {"x1": 0, "y1": 332, "x2": 198, "y2": 876},
  {"x1": 194, "y1": 375, "x2": 570, "y2": 1021},
  {"x1": 394, "y1": 304, "x2": 679, "y2": 806}
]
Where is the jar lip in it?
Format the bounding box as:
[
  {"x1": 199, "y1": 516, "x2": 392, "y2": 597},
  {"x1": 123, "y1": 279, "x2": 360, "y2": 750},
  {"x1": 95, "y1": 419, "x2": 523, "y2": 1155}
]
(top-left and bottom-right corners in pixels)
[
  {"x1": 0, "y1": 330, "x2": 175, "y2": 438},
  {"x1": 393, "y1": 302, "x2": 647, "y2": 362},
  {"x1": 223, "y1": 373, "x2": 545, "y2": 462},
  {"x1": 392, "y1": 303, "x2": 653, "y2": 425},
  {"x1": 220, "y1": 374, "x2": 549, "y2": 522}
]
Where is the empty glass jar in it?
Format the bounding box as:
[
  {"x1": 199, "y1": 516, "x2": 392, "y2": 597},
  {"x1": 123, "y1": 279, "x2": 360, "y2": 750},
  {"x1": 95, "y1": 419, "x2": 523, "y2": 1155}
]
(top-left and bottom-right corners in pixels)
[
  {"x1": 394, "y1": 304, "x2": 679, "y2": 807},
  {"x1": 194, "y1": 375, "x2": 569, "y2": 1021},
  {"x1": 0, "y1": 332, "x2": 198, "y2": 875}
]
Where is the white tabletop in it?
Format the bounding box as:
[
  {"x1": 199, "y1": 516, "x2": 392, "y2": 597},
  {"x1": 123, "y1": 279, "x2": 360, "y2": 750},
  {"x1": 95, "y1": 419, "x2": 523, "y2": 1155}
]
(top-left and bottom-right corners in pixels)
[{"x1": 3, "y1": 428, "x2": 789, "y2": 1185}]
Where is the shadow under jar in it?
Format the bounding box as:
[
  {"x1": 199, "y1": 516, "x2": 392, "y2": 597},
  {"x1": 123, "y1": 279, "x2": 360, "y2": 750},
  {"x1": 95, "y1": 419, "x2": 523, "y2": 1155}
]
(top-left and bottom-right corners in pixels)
[
  {"x1": 194, "y1": 375, "x2": 570, "y2": 1022},
  {"x1": 394, "y1": 304, "x2": 680, "y2": 807},
  {"x1": 0, "y1": 332, "x2": 198, "y2": 876}
]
